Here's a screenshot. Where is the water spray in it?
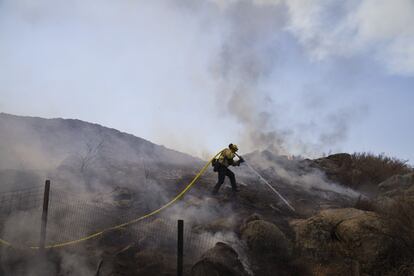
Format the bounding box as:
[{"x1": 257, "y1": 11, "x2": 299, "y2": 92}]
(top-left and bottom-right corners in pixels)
[{"x1": 236, "y1": 153, "x2": 296, "y2": 212}]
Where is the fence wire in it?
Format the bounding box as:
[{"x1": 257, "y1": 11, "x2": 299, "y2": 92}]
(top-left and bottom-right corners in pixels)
[{"x1": 0, "y1": 183, "x2": 225, "y2": 262}]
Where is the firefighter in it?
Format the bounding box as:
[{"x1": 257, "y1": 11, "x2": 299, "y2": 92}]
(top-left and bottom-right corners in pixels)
[{"x1": 212, "y1": 143, "x2": 244, "y2": 195}]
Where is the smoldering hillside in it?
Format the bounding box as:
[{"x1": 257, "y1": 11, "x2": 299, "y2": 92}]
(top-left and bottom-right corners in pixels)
[
  {"x1": 0, "y1": 113, "x2": 201, "y2": 191},
  {"x1": 0, "y1": 112, "x2": 359, "y2": 208},
  {"x1": 0, "y1": 113, "x2": 369, "y2": 275}
]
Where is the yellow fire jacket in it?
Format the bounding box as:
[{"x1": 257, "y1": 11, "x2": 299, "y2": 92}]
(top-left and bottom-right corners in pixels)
[{"x1": 218, "y1": 148, "x2": 236, "y2": 167}]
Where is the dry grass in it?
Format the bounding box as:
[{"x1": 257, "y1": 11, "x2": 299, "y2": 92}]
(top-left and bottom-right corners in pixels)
[
  {"x1": 349, "y1": 196, "x2": 414, "y2": 275},
  {"x1": 385, "y1": 263, "x2": 414, "y2": 276},
  {"x1": 382, "y1": 196, "x2": 414, "y2": 256},
  {"x1": 375, "y1": 196, "x2": 414, "y2": 274},
  {"x1": 350, "y1": 152, "x2": 412, "y2": 188},
  {"x1": 311, "y1": 261, "x2": 352, "y2": 276}
]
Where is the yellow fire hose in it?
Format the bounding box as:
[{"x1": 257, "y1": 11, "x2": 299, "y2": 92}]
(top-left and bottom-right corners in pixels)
[{"x1": 0, "y1": 150, "x2": 224, "y2": 250}]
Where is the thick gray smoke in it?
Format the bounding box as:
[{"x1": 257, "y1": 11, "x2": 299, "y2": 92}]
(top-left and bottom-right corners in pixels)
[
  {"x1": 209, "y1": 1, "x2": 289, "y2": 154},
  {"x1": 178, "y1": 0, "x2": 366, "y2": 157}
]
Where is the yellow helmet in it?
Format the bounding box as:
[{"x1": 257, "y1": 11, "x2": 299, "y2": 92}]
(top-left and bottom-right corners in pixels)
[{"x1": 229, "y1": 143, "x2": 239, "y2": 152}]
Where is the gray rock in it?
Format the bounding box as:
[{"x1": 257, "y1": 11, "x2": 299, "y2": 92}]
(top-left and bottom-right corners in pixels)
[
  {"x1": 241, "y1": 219, "x2": 292, "y2": 260},
  {"x1": 375, "y1": 173, "x2": 414, "y2": 208},
  {"x1": 291, "y1": 208, "x2": 393, "y2": 272}
]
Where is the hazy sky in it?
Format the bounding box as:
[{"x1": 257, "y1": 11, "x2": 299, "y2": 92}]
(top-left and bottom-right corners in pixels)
[{"x1": 1, "y1": 0, "x2": 413, "y2": 162}]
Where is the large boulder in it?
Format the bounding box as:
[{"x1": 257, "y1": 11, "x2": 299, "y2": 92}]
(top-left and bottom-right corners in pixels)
[
  {"x1": 240, "y1": 217, "x2": 299, "y2": 276},
  {"x1": 373, "y1": 173, "x2": 414, "y2": 211},
  {"x1": 377, "y1": 173, "x2": 414, "y2": 200},
  {"x1": 241, "y1": 219, "x2": 292, "y2": 260},
  {"x1": 291, "y1": 208, "x2": 393, "y2": 273},
  {"x1": 191, "y1": 242, "x2": 248, "y2": 276}
]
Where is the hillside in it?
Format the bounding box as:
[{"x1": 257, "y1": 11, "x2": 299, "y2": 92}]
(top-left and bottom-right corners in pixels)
[
  {"x1": 0, "y1": 114, "x2": 412, "y2": 276},
  {"x1": 0, "y1": 113, "x2": 201, "y2": 192}
]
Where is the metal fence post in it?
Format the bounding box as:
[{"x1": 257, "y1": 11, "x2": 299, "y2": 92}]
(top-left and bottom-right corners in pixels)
[
  {"x1": 177, "y1": 219, "x2": 184, "y2": 276},
  {"x1": 39, "y1": 180, "x2": 50, "y2": 250}
]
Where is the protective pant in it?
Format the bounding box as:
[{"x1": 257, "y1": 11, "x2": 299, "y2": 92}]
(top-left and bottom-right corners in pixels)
[{"x1": 213, "y1": 164, "x2": 238, "y2": 193}]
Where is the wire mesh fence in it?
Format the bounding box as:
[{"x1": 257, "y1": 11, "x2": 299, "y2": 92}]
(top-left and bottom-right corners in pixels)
[{"x1": 0, "y1": 181, "x2": 226, "y2": 264}]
